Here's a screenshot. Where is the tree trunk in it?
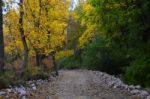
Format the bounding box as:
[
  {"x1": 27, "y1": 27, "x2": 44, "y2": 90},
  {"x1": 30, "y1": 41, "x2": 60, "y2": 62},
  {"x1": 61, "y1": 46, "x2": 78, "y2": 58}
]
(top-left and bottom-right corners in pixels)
[
  {"x1": 34, "y1": 0, "x2": 42, "y2": 67},
  {"x1": 51, "y1": 52, "x2": 58, "y2": 76},
  {"x1": 19, "y1": 0, "x2": 28, "y2": 74},
  {"x1": 0, "y1": 0, "x2": 4, "y2": 72},
  {"x1": 35, "y1": 51, "x2": 40, "y2": 66}
]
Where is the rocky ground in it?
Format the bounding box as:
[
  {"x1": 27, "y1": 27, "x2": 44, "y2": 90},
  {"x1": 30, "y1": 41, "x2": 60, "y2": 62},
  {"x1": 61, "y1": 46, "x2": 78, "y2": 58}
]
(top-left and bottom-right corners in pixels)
[{"x1": 0, "y1": 70, "x2": 150, "y2": 99}]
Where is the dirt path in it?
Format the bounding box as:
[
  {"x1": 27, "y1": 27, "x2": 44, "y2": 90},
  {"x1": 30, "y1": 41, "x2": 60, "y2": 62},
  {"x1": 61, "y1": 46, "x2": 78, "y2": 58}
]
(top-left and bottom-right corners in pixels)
[{"x1": 27, "y1": 70, "x2": 139, "y2": 99}]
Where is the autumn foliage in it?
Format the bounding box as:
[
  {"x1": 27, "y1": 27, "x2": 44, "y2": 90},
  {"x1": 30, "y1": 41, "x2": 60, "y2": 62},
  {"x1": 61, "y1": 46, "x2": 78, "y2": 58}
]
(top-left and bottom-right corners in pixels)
[{"x1": 0, "y1": 0, "x2": 150, "y2": 88}]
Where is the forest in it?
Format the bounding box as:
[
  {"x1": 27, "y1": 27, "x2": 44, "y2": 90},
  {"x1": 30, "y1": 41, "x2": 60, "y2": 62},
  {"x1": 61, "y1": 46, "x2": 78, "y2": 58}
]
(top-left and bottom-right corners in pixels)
[{"x1": 0, "y1": 0, "x2": 150, "y2": 90}]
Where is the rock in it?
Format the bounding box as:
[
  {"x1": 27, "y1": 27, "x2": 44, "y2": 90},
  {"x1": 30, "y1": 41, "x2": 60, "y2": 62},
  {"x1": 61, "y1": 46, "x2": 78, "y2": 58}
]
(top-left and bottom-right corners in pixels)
[
  {"x1": 125, "y1": 85, "x2": 129, "y2": 89},
  {"x1": 128, "y1": 85, "x2": 135, "y2": 91},
  {"x1": 113, "y1": 85, "x2": 117, "y2": 88},
  {"x1": 0, "y1": 91, "x2": 6, "y2": 95},
  {"x1": 15, "y1": 86, "x2": 26, "y2": 95},
  {"x1": 31, "y1": 83, "x2": 35, "y2": 87},
  {"x1": 30, "y1": 83, "x2": 37, "y2": 90},
  {"x1": 6, "y1": 95, "x2": 9, "y2": 98},
  {"x1": 21, "y1": 95, "x2": 27, "y2": 99},
  {"x1": 45, "y1": 96, "x2": 50, "y2": 99},
  {"x1": 32, "y1": 86, "x2": 36, "y2": 90},
  {"x1": 135, "y1": 85, "x2": 141, "y2": 89},
  {"x1": 138, "y1": 91, "x2": 149, "y2": 98},
  {"x1": 146, "y1": 95, "x2": 150, "y2": 99},
  {"x1": 6, "y1": 88, "x2": 12, "y2": 93},
  {"x1": 1, "y1": 70, "x2": 149, "y2": 99},
  {"x1": 116, "y1": 85, "x2": 125, "y2": 90},
  {"x1": 36, "y1": 79, "x2": 43, "y2": 85},
  {"x1": 130, "y1": 89, "x2": 141, "y2": 94},
  {"x1": 120, "y1": 85, "x2": 127, "y2": 90},
  {"x1": 108, "y1": 81, "x2": 115, "y2": 87}
]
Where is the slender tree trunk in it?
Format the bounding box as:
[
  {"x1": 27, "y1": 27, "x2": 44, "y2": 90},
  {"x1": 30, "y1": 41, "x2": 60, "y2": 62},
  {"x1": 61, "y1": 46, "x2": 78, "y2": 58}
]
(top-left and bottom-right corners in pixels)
[
  {"x1": 0, "y1": 0, "x2": 4, "y2": 72},
  {"x1": 51, "y1": 52, "x2": 58, "y2": 76},
  {"x1": 34, "y1": 0, "x2": 42, "y2": 67},
  {"x1": 35, "y1": 51, "x2": 40, "y2": 66},
  {"x1": 19, "y1": 0, "x2": 28, "y2": 74}
]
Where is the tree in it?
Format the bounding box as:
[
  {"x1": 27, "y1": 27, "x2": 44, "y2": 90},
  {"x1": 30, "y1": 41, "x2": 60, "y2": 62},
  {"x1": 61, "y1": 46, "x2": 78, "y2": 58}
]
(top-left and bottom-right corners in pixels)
[
  {"x1": 19, "y1": 0, "x2": 29, "y2": 74},
  {"x1": 24, "y1": 0, "x2": 69, "y2": 54},
  {"x1": 66, "y1": 0, "x2": 96, "y2": 51},
  {"x1": 0, "y1": 0, "x2": 4, "y2": 72},
  {"x1": 4, "y1": 9, "x2": 22, "y2": 62}
]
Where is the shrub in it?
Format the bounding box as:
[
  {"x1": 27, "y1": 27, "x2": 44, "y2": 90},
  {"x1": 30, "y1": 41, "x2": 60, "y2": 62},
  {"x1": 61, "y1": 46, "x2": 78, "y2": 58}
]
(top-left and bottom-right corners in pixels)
[
  {"x1": 58, "y1": 38, "x2": 129, "y2": 75},
  {"x1": 0, "y1": 71, "x2": 15, "y2": 88},
  {"x1": 58, "y1": 50, "x2": 82, "y2": 69},
  {"x1": 56, "y1": 50, "x2": 74, "y2": 60},
  {"x1": 81, "y1": 38, "x2": 107, "y2": 70},
  {"x1": 42, "y1": 57, "x2": 54, "y2": 71},
  {"x1": 23, "y1": 65, "x2": 49, "y2": 80},
  {"x1": 81, "y1": 38, "x2": 129, "y2": 75},
  {"x1": 124, "y1": 57, "x2": 150, "y2": 87}
]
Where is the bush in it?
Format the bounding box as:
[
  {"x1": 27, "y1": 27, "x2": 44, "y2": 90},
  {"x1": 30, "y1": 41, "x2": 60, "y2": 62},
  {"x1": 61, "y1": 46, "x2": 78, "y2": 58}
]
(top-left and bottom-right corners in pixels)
[
  {"x1": 23, "y1": 65, "x2": 49, "y2": 80},
  {"x1": 0, "y1": 71, "x2": 15, "y2": 88},
  {"x1": 58, "y1": 50, "x2": 82, "y2": 69},
  {"x1": 58, "y1": 38, "x2": 130, "y2": 75},
  {"x1": 81, "y1": 38, "x2": 107, "y2": 70},
  {"x1": 56, "y1": 50, "x2": 74, "y2": 60},
  {"x1": 81, "y1": 38, "x2": 129, "y2": 75},
  {"x1": 124, "y1": 57, "x2": 150, "y2": 87}
]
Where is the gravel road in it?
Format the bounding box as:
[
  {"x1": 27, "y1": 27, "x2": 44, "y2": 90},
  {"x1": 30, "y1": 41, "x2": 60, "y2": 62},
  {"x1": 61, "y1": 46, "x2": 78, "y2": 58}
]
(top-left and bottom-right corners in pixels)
[{"x1": 27, "y1": 70, "x2": 140, "y2": 99}]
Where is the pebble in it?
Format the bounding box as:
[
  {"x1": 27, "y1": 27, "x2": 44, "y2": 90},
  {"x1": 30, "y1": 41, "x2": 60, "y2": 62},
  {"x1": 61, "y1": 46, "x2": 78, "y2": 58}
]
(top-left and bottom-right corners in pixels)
[
  {"x1": 32, "y1": 86, "x2": 36, "y2": 90},
  {"x1": 31, "y1": 83, "x2": 35, "y2": 87}
]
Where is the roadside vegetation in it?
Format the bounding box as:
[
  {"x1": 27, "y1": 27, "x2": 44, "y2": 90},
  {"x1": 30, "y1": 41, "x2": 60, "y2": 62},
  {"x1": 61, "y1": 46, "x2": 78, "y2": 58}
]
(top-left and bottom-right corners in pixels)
[{"x1": 0, "y1": 0, "x2": 149, "y2": 89}]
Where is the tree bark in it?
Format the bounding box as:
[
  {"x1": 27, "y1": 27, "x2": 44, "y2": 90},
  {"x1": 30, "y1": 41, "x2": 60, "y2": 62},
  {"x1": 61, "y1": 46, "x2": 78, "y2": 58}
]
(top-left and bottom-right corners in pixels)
[
  {"x1": 19, "y1": 0, "x2": 28, "y2": 74},
  {"x1": 34, "y1": 0, "x2": 42, "y2": 67},
  {"x1": 0, "y1": 0, "x2": 4, "y2": 72},
  {"x1": 35, "y1": 50, "x2": 40, "y2": 66},
  {"x1": 51, "y1": 52, "x2": 58, "y2": 76}
]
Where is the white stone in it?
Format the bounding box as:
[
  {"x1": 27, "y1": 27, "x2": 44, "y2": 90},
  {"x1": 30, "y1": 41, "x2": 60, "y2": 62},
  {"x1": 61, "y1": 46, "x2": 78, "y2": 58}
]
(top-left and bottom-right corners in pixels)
[
  {"x1": 108, "y1": 81, "x2": 115, "y2": 87},
  {"x1": 21, "y1": 95, "x2": 27, "y2": 99},
  {"x1": 135, "y1": 85, "x2": 141, "y2": 89},
  {"x1": 32, "y1": 86, "x2": 36, "y2": 90},
  {"x1": 113, "y1": 85, "x2": 117, "y2": 88},
  {"x1": 146, "y1": 95, "x2": 150, "y2": 99},
  {"x1": 128, "y1": 85, "x2": 135, "y2": 91},
  {"x1": 130, "y1": 89, "x2": 140, "y2": 94},
  {"x1": 31, "y1": 83, "x2": 35, "y2": 87},
  {"x1": 0, "y1": 91, "x2": 6, "y2": 95},
  {"x1": 124, "y1": 85, "x2": 128, "y2": 89},
  {"x1": 15, "y1": 87, "x2": 26, "y2": 95},
  {"x1": 6, "y1": 89, "x2": 12, "y2": 93},
  {"x1": 138, "y1": 91, "x2": 149, "y2": 98}
]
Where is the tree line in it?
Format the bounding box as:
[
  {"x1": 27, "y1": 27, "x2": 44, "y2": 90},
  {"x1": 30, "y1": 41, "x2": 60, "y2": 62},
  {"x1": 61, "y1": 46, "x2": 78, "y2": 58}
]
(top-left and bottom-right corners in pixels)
[
  {"x1": 59, "y1": 0, "x2": 150, "y2": 87},
  {"x1": 0, "y1": 0, "x2": 69, "y2": 88},
  {"x1": 0, "y1": 0, "x2": 150, "y2": 88}
]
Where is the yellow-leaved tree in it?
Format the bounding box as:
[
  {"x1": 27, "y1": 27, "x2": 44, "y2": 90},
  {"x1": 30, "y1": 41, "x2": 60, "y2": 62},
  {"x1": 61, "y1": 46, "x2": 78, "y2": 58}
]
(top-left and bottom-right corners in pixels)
[
  {"x1": 77, "y1": 1, "x2": 96, "y2": 48},
  {"x1": 23, "y1": 0, "x2": 69, "y2": 68},
  {"x1": 4, "y1": 9, "x2": 23, "y2": 57}
]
